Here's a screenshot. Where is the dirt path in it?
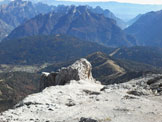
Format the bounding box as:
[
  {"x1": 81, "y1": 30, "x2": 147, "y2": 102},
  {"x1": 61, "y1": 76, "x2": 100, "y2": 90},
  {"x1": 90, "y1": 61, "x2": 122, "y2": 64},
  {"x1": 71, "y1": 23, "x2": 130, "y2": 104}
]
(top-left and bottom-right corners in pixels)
[
  {"x1": 107, "y1": 59, "x2": 125, "y2": 73},
  {"x1": 109, "y1": 48, "x2": 120, "y2": 57}
]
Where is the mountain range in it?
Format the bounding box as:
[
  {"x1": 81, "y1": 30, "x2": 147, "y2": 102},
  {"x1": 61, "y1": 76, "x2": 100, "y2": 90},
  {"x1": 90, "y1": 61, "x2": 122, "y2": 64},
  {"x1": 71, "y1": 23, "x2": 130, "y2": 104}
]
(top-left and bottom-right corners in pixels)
[
  {"x1": 89, "y1": 6, "x2": 126, "y2": 29},
  {"x1": 6, "y1": 5, "x2": 136, "y2": 47},
  {"x1": 51, "y1": 5, "x2": 126, "y2": 29},
  {"x1": 0, "y1": 1, "x2": 162, "y2": 66},
  {"x1": 0, "y1": 0, "x2": 55, "y2": 40},
  {"x1": 125, "y1": 10, "x2": 162, "y2": 47},
  {"x1": 0, "y1": 0, "x2": 132, "y2": 41},
  {"x1": 1, "y1": 0, "x2": 162, "y2": 22},
  {"x1": 30, "y1": 0, "x2": 162, "y2": 21},
  {"x1": 0, "y1": 0, "x2": 162, "y2": 120},
  {"x1": 0, "y1": 0, "x2": 55, "y2": 28}
]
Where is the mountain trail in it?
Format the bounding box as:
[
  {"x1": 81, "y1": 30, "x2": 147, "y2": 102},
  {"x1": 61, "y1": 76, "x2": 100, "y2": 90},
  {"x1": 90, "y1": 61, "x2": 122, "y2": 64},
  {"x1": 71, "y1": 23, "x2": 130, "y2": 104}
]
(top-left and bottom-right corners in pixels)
[
  {"x1": 107, "y1": 59, "x2": 125, "y2": 73},
  {"x1": 109, "y1": 48, "x2": 120, "y2": 57}
]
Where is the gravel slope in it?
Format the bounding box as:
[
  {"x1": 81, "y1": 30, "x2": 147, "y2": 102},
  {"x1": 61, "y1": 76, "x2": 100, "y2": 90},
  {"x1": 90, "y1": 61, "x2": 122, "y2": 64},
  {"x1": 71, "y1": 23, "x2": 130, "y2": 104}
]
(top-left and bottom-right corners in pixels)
[{"x1": 0, "y1": 75, "x2": 162, "y2": 122}]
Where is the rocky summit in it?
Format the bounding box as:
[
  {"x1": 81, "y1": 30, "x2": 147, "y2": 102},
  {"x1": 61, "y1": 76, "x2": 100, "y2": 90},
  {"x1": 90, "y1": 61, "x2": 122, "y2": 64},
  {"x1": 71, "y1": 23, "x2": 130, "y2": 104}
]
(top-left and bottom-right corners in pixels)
[
  {"x1": 0, "y1": 59, "x2": 162, "y2": 122},
  {"x1": 40, "y1": 58, "x2": 94, "y2": 91}
]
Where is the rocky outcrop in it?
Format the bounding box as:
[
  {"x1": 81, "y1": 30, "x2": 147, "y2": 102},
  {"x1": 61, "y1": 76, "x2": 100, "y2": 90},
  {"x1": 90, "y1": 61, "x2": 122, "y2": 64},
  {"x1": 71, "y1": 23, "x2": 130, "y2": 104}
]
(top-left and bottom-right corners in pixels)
[
  {"x1": 147, "y1": 75, "x2": 162, "y2": 95},
  {"x1": 1, "y1": 74, "x2": 162, "y2": 122},
  {"x1": 40, "y1": 72, "x2": 58, "y2": 91},
  {"x1": 40, "y1": 58, "x2": 94, "y2": 91}
]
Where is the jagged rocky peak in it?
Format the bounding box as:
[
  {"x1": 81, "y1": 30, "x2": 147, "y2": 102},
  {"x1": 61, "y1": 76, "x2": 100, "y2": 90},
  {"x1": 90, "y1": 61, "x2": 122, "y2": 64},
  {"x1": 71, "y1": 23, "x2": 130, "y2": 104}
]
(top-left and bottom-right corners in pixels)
[
  {"x1": 40, "y1": 58, "x2": 94, "y2": 91},
  {"x1": 7, "y1": 0, "x2": 31, "y2": 7},
  {"x1": 65, "y1": 58, "x2": 93, "y2": 81}
]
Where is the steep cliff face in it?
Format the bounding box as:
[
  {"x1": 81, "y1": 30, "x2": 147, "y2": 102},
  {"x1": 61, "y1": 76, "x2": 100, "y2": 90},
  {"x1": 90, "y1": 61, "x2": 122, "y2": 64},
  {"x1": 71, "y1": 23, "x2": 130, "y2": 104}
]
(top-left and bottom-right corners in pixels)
[
  {"x1": 125, "y1": 10, "x2": 162, "y2": 47},
  {"x1": 0, "y1": 0, "x2": 55, "y2": 28},
  {"x1": 0, "y1": 19, "x2": 13, "y2": 41}
]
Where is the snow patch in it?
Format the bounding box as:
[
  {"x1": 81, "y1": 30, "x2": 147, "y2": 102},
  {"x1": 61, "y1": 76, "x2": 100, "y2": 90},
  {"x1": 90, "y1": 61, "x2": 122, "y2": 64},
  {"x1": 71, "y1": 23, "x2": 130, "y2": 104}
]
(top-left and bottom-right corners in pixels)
[{"x1": 42, "y1": 72, "x2": 50, "y2": 77}]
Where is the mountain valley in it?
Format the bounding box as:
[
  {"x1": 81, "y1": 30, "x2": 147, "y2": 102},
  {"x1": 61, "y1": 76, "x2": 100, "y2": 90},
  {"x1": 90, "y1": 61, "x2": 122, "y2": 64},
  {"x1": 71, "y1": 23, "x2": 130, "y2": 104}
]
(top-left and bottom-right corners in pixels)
[
  {"x1": 125, "y1": 10, "x2": 162, "y2": 47},
  {"x1": 0, "y1": 0, "x2": 162, "y2": 121}
]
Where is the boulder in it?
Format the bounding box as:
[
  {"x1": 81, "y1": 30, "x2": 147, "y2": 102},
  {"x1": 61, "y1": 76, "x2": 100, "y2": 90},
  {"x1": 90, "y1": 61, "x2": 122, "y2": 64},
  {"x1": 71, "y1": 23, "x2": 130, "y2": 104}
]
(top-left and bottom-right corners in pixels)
[
  {"x1": 147, "y1": 76, "x2": 162, "y2": 95},
  {"x1": 79, "y1": 117, "x2": 98, "y2": 122},
  {"x1": 40, "y1": 58, "x2": 94, "y2": 91},
  {"x1": 39, "y1": 72, "x2": 58, "y2": 91}
]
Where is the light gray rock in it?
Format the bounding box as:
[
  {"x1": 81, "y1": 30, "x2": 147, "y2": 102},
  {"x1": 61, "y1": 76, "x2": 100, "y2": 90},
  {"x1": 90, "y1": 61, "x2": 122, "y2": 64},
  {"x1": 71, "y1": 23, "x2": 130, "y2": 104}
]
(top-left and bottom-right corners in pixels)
[
  {"x1": 40, "y1": 58, "x2": 94, "y2": 91},
  {"x1": 1, "y1": 59, "x2": 162, "y2": 122},
  {"x1": 55, "y1": 58, "x2": 94, "y2": 85},
  {"x1": 0, "y1": 73, "x2": 162, "y2": 122},
  {"x1": 147, "y1": 76, "x2": 162, "y2": 95}
]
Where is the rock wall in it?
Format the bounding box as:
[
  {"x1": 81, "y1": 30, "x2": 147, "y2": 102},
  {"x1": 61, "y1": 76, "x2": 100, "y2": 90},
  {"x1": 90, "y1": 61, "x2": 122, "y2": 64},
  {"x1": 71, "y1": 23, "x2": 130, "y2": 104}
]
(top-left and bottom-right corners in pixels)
[{"x1": 40, "y1": 58, "x2": 94, "y2": 91}]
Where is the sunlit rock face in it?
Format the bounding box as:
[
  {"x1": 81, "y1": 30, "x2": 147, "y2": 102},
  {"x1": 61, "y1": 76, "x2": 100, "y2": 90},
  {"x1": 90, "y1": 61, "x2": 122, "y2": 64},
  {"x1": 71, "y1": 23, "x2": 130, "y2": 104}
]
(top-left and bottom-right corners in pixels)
[{"x1": 40, "y1": 58, "x2": 94, "y2": 91}]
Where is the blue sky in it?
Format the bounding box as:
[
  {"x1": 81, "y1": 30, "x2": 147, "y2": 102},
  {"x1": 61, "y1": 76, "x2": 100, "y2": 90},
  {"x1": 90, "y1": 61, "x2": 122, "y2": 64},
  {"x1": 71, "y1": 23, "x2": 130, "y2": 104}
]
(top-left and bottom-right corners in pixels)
[{"x1": 56, "y1": 0, "x2": 162, "y2": 4}]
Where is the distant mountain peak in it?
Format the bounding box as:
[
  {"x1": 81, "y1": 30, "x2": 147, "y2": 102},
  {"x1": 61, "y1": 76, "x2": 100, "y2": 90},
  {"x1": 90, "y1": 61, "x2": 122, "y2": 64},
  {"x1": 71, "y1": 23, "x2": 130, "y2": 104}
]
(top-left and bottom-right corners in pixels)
[
  {"x1": 8, "y1": 0, "x2": 31, "y2": 6},
  {"x1": 125, "y1": 10, "x2": 162, "y2": 47},
  {"x1": 6, "y1": 5, "x2": 134, "y2": 47}
]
